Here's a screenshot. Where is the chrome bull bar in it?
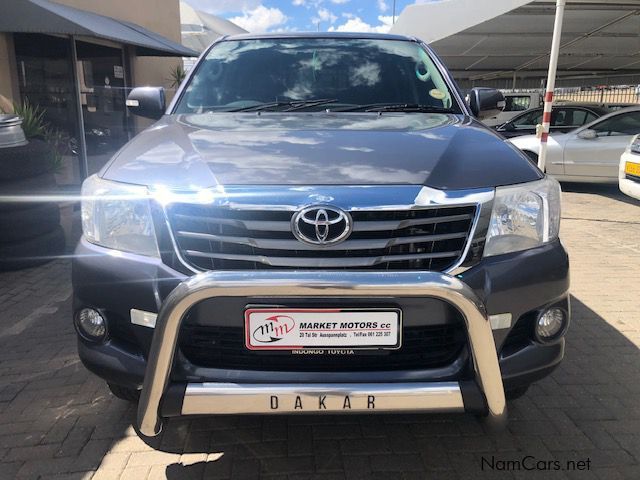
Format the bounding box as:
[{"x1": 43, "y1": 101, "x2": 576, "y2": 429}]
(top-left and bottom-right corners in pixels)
[{"x1": 137, "y1": 271, "x2": 507, "y2": 437}]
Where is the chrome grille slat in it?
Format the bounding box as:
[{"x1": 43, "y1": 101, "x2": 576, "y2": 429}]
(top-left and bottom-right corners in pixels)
[
  {"x1": 352, "y1": 213, "x2": 473, "y2": 232},
  {"x1": 184, "y1": 249, "x2": 461, "y2": 268},
  {"x1": 173, "y1": 213, "x2": 292, "y2": 232},
  {"x1": 173, "y1": 212, "x2": 474, "y2": 233},
  {"x1": 166, "y1": 202, "x2": 477, "y2": 272},
  {"x1": 176, "y1": 230, "x2": 468, "y2": 251}
]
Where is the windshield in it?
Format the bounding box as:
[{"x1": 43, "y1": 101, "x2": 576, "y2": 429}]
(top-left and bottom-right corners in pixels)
[{"x1": 173, "y1": 38, "x2": 461, "y2": 114}]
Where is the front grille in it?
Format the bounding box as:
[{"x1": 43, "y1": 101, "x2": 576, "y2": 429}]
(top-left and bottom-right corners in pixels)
[
  {"x1": 165, "y1": 204, "x2": 476, "y2": 272},
  {"x1": 625, "y1": 173, "x2": 640, "y2": 183},
  {"x1": 179, "y1": 323, "x2": 467, "y2": 371}
]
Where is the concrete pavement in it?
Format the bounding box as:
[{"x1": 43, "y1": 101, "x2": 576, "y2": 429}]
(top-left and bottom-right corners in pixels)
[{"x1": 0, "y1": 183, "x2": 638, "y2": 479}]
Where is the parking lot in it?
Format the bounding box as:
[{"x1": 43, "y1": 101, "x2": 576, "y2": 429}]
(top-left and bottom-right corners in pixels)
[{"x1": 0, "y1": 184, "x2": 638, "y2": 480}]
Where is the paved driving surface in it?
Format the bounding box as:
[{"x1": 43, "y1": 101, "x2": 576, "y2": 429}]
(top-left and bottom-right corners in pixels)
[{"x1": 0, "y1": 184, "x2": 638, "y2": 479}]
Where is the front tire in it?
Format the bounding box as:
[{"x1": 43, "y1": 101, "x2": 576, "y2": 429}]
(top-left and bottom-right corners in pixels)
[{"x1": 108, "y1": 383, "x2": 140, "y2": 403}]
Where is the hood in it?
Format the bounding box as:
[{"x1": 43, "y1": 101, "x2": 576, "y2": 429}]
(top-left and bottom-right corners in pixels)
[{"x1": 102, "y1": 112, "x2": 542, "y2": 190}]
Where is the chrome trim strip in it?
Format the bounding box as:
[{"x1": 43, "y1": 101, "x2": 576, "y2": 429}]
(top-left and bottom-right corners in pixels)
[
  {"x1": 181, "y1": 382, "x2": 464, "y2": 415},
  {"x1": 174, "y1": 214, "x2": 292, "y2": 232},
  {"x1": 177, "y1": 230, "x2": 467, "y2": 251},
  {"x1": 137, "y1": 270, "x2": 506, "y2": 437},
  {"x1": 184, "y1": 249, "x2": 461, "y2": 268},
  {"x1": 354, "y1": 213, "x2": 474, "y2": 232},
  {"x1": 173, "y1": 212, "x2": 474, "y2": 233}
]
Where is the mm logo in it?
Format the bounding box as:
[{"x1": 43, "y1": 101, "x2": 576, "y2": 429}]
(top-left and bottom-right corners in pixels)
[{"x1": 252, "y1": 315, "x2": 295, "y2": 343}]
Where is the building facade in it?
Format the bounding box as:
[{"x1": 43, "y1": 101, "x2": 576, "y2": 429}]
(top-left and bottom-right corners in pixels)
[{"x1": 0, "y1": 0, "x2": 194, "y2": 185}]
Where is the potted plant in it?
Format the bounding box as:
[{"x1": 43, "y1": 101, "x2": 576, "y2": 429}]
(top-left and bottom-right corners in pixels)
[{"x1": 0, "y1": 97, "x2": 66, "y2": 270}]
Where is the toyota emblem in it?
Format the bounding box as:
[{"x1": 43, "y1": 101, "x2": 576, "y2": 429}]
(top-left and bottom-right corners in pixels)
[{"x1": 292, "y1": 205, "x2": 352, "y2": 246}]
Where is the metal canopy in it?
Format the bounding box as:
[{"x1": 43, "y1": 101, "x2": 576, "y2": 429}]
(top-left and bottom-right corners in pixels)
[
  {"x1": 0, "y1": 0, "x2": 197, "y2": 57},
  {"x1": 393, "y1": 0, "x2": 640, "y2": 83},
  {"x1": 180, "y1": 1, "x2": 247, "y2": 53}
]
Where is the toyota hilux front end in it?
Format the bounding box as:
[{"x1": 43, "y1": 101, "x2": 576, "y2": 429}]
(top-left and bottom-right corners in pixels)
[{"x1": 72, "y1": 33, "x2": 570, "y2": 445}]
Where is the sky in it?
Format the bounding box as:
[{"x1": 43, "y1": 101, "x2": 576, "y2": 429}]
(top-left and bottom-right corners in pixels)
[{"x1": 183, "y1": 0, "x2": 440, "y2": 34}]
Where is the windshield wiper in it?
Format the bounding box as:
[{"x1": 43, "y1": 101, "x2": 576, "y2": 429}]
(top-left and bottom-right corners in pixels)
[
  {"x1": 333, "y1": 103, "x2": 455, "y2": 113},
  {"x1": 227, "y1": 99, "x2": 338, "y2": 112}
]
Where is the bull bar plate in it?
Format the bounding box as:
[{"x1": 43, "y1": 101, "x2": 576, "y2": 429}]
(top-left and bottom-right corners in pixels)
[{"x1": 136, "y1": 271, "x2": 507, "y2": 438}]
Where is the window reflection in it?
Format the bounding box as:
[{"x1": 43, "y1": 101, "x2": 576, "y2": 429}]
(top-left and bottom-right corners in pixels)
[{"x1": 176, "y1": 39, "x2": 459, "y2": 113}]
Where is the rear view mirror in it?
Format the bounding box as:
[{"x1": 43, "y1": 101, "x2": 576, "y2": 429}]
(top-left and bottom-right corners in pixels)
[
  {"x1": 126, "y1": 87, "x2": 165, "y2": 120},
  {"x1": 577, "y1": 129, "x2": 597, "y2": 140},
  {"x1": 467, "y1": 88, "x2": 506, "y2": 120}
]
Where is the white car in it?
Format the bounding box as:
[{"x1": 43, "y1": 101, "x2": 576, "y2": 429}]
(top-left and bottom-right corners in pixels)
[
  {"x1": 619, "y1": 134, "x2": 640, "y2": 200},
  {"x1": 483, "y1": 92, "x2": 542, "y2": 127},
  {"x1": 509, "y1": 107, "x2": 640, "y2": 183}
]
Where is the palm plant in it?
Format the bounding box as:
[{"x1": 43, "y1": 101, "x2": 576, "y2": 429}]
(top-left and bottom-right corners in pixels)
[
  {"x1": 168, "y1": 64, "x2": 187, "y2": 88},
  {"x1": 12, "y1": 99, "x2": 46, "y2": 138}
]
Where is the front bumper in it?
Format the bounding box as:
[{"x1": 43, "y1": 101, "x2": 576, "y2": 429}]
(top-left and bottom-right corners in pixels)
[
  {"x1": 136, "y1": 270, "x2": 506, "y2": 437},
  {"x1": 619, "y1": 175, "x2": 640, "y2": 201},
  {"x1": 619, "y1": 154, "x2": 640, "y2": 200},
  {"x1": 73, "y1": 238, "x2": 570, "y2": 436}
]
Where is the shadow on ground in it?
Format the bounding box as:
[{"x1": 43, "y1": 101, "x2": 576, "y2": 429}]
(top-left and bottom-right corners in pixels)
[
  {"x1": 560, "y1": 181, "x2": 640, "y2": 207},
  {"x1": 146, "y1": 296, "x2": 640, "y2": 479},
  {"x1": 0, "y1": 268, "x2": 138, "y2": 479}
]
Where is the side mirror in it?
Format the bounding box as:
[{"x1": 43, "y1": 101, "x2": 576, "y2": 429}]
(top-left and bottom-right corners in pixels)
[
  {"x1": 502, "y1": 122, "x2": 516, "y2": 132},
  {"x1": 126, "y1": 87, "x2": 165, "y2": 120},
  {"x1": 467, "y1": 87, "x2": 506, "y2": 120},
  {"x1": 577, "y1": 129, "x2": 597, "y2": 140}
]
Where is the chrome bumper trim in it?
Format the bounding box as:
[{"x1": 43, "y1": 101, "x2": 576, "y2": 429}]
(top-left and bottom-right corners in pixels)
[
  {"x1": 137, "y1": 271, "x2": 507, "y2": 437},
  {"x1": 181, "y1": 382, "x2": 464, "y2": 415}
]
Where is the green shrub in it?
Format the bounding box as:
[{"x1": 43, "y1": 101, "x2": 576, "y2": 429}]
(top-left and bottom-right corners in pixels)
[
  {"x1": 43, "y1": 126, "x2": 72, "y2": 173},
  {"x1": 168, "y1": 64, "x2": 186, "y2": 88},
  {"x1": 12, "y1": 99, "x2": 46, "y2": 139}
]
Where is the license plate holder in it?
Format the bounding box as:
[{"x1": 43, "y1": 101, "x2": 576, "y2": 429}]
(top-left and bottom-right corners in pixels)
[
  {"x1": 625, "y1": 161, "x2": 640, "y2": 177},
  {"x1": 244, "y1": 308, "x2": 402, "y2": 351}
]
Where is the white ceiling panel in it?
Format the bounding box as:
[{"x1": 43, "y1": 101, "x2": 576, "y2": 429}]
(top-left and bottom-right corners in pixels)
[{"x1": 398, "y1": 1, "x2": 640, "y2": 80}]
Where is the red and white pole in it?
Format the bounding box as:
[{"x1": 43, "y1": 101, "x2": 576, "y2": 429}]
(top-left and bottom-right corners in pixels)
[{"x1": 538, "y1": 0, "x2": 566, "y2": 171}]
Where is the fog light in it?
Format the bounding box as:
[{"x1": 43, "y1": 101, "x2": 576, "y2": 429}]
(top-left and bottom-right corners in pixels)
[
  {"x1": 75, "y1": 308, "x2": 107, "y2": 342},
  {"x1": 535, "y1": 308, "x2": 566, "y2": 341}
]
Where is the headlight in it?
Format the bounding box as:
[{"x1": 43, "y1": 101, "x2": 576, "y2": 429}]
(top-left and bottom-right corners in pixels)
[
  {"x1": 629, "y1": 134, "x2": 640, "y2": 154},
  {"x1": 484, "y1": 176, "x2": 561, "y2": 257},
  {"x1": 81, "y1": 175, "x2": 159, "y2": 257}
]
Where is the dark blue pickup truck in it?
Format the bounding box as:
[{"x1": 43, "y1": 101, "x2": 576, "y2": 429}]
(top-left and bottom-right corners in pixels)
[{"x1": 72, "y1": 33, "x2": 569, "y2": 447}]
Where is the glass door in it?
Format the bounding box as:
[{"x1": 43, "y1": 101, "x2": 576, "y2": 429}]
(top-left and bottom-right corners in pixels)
[
  {"x1": 14, "y1": 33, "x2": 82, "y2": 186},
  {"x1": 75, "y1": 40, "x2": 129, "y2": 176}
]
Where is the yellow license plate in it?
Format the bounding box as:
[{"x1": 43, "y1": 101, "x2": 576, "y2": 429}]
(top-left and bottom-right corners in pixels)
[{"x1": 626, "y1": 162, "x2": 640, "y2": 177}]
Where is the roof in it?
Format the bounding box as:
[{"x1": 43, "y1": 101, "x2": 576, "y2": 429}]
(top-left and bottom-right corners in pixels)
[
  {"x1": 392, "y1": 0, "x2": 640, "y2": 83},
  {"x1": 222, "y1": 32, "x2": 415, "y2": 42},
  {"x1": 514, "y1": 104, "x2": 611, "y2": 114},
  {"x1": 180, "y1": 1, "x2": 246, "y2": 53},
  {"x1": 0, "y1": 0, "x2": 197, "y2": 57}
]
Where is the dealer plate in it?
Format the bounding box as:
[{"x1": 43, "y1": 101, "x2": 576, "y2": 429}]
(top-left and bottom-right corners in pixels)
[
  {"x1": 625, "y1": 161, "x2": 640, "y2": 177},
  {"x1": 244, "y1": 308, "x2": 401, "y2": 351}
]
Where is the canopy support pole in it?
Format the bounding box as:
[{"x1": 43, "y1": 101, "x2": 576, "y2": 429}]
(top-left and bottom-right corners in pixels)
[
  {"x1": 70, "y1": 36, "x2": 89, "y2": 179},
  {"x1": 538, "y1": 0, "x2": 566, "y2": 171}
]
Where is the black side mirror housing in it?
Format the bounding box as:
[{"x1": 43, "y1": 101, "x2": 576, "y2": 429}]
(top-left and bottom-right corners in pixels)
[
  {"x1": 467, "y1": 88, "x2": 506, "y2": 120},
  {"x1": 126, "y1": 87, "x2": 166, "y2": 120},
  {"x1": 503, "y1": 121, "x2": 516, "y2": 132}
]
